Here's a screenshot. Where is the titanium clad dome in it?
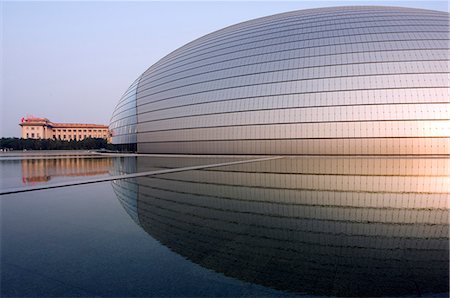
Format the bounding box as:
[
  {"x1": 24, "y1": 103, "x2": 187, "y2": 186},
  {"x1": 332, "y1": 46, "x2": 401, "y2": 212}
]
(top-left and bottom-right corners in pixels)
[
  {"x1": 110, "y1": 76, "x2": 140, "y2": 145},
  {"x1": 110, "y1": 6, "x2": 450, "y2": 155}
]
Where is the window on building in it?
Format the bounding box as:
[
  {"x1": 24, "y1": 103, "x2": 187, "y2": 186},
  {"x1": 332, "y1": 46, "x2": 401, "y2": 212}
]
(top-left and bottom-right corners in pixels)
[
  {"x1": 68, "y1": 129, "x2": 72, "y2": 132},
  {"x1": 26, "y1": 133, "x2": 29, "y2": 138},
  {"x1": 37, "y1": 133, "x2": 40, "y2": 138},
  {"x1": 31, "y1": 127, "x2": 35, "y2": 130},
  {"x1": 53, "y1": 135, "x2": 56, "y2": 139},
  {"x1": 83, "y1": 130, "x2": 87, "y2": 132},
  {"x1": 63, "y1": 135, "x2": 66, "y2": 139},
  {"x1": 31, "y1": 133, "x2": 35, "y2": 137}
]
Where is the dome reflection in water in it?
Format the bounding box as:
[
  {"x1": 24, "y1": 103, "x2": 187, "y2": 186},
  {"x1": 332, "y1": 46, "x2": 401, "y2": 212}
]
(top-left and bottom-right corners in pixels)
[{"x1": 111, "y1": 156, "x2": 449, "y2": 297}]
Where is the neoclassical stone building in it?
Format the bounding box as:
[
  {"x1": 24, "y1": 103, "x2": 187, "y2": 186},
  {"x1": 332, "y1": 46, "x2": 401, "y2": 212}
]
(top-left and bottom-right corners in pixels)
[{"x1": 20, "y1": 116, "x2": 110, "y2": 142}]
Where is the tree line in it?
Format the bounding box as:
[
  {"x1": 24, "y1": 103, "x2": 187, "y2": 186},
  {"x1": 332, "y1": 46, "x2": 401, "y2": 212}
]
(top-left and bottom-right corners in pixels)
[{"x1": 0, "y1": 137, "x2": 116, "y2": 151}]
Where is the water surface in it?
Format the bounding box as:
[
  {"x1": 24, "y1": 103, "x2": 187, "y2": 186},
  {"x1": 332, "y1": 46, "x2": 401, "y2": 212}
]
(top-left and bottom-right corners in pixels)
[{"x1": 1, "y1": 154, "x2": 449, "y2": 297}]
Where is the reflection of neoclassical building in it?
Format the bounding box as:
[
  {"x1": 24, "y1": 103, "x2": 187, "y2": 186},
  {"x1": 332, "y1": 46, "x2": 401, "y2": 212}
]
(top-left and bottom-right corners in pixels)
[
  {"x1": 111, "y1": 6, "x2": 450, "y2": 155},
  {"x1": 111, "y1": 156, "x2": 449, "y2": 297},
  {"x1": 21, "y1": 158, "x2": 112, "y2": 184}
]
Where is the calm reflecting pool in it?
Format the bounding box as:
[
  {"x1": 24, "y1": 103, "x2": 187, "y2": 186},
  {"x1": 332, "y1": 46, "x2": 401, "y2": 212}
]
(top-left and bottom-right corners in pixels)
[{"x1": 1, "y1": 154, "x2": 449, "y2": 297}]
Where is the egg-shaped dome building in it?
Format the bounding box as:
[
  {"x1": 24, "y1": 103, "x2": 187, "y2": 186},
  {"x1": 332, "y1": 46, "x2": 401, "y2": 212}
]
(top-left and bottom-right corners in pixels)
[{"x1": 110, "y1": 6, "x2": 450, "y2": 155}]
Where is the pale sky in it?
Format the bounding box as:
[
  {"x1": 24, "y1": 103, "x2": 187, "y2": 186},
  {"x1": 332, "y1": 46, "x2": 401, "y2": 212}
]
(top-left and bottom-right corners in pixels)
[{"x1": 1, "y1": 0, "x2": 448, "y2": 137}]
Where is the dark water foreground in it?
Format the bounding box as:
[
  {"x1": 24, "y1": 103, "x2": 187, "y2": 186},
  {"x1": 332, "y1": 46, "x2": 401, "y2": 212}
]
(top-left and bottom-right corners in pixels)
[{"x1": 1, "y1": 155, "x2": 449, "y2": 297}]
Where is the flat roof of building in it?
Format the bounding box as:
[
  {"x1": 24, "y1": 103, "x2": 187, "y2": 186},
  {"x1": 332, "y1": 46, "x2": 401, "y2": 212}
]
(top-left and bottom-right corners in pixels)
[{"x1": 19, "y1": 117, "x2": 108, "y2": 129}]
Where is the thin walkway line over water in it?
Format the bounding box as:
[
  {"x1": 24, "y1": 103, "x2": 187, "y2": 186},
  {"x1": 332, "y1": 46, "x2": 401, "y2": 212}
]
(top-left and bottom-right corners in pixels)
[
  {"x1": 98, "y1": 153, "x2": 450, "y2": 159},
  {"x1": 0, "y1": 156, "x2": 283, "y2": 196}
]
